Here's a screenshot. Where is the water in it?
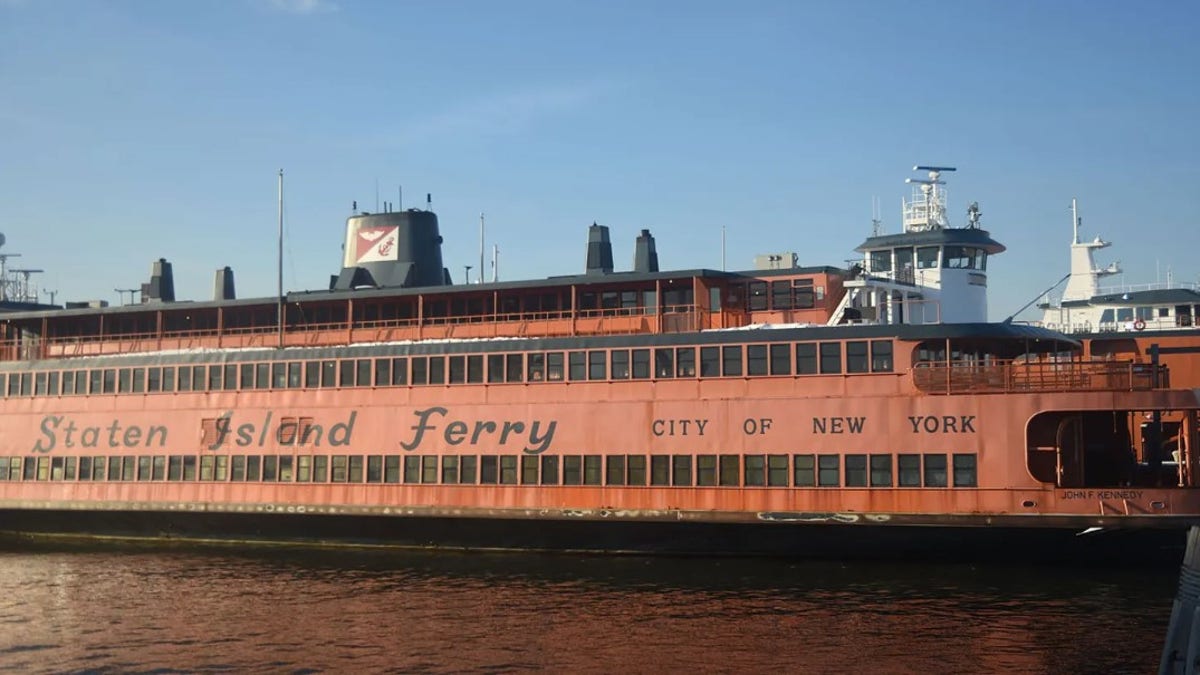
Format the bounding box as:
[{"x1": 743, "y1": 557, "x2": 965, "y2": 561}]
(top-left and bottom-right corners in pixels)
[{"x1": 0, "y1": 542, "x2": 1177, "y2": 673}]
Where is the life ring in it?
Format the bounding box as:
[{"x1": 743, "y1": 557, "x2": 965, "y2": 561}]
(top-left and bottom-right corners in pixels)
[{"x1": 1133, "y1": 319, "x2": 1146, "y2": 331}]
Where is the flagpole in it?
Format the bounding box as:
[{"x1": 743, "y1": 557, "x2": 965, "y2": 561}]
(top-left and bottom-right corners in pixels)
[{"x1": 277, "y1": 169, "x2": 284, "y2": 349}]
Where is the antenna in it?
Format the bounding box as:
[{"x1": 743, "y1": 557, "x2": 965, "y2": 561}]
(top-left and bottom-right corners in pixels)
[
  {"x1": 43, "y1": 288, "x2": 57, "y2": 306},
  {"x1": 871, "y1": 196, "x2": 883, "y2": 236},
  {"x1": 479, "y1": 212, "x2": 485, "y2": 285},
  {"x1": 114, "y1": 287, "x2": 140, "y2": 306},
  {"x1": 426, "y1": 193, "x2": 432, "y2": 211},
  {"x1": 464, "y1": 265, "x2": 472, "y2": 285},
  {"x1": 492, "y1": 243, "x2": 499, "y2": 282},
  {"x1": 398, "y1": 185, "x2": 402, "y2": 211},
  {"x1": 1071, "y1": 198, "x2": 1080, "y2": 245},
  {"x1": 277, "y1": 169, "x2": 285, "y2": 349},
  {"x1": 11, "y1": 268, "x2": 43, "y2": 303},
  {"x1": 375, "y1": 178, "x2": 380, "y2": 212}
]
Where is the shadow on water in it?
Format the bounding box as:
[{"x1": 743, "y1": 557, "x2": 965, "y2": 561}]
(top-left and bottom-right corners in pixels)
[{"x1": 0, "y1": 539, "x2": 1179, "y2": 674}]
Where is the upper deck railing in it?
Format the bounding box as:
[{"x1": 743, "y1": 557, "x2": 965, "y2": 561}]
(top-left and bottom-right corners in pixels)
[
  {"x1": 1, "y1": 303, "x2": 745, "y2": 361},
  {"x1": 912, "y1": 359, "x2": 1167, "y2": 394}
]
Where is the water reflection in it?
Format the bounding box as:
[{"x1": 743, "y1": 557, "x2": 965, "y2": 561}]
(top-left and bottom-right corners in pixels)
[{"x1": 0, "y1": 542, "x2": 1174, "y2": 674}]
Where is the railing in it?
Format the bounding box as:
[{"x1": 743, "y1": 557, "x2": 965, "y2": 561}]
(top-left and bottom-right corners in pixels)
[
  {"x1": 912, "y1": 359, "x2": 1167, "y2": 394},
  {"x1": 1, "y1": 303, "x2": 714, "y2": 361}
]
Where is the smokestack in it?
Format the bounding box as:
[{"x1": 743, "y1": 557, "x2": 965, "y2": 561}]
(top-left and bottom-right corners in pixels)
[
  {"x1": 585, "y1": 223, "x2": 613, "y2": 275},
  {"x1": 213, "y1": 266, "x2": 236, "y2": 301},
  {"x1": 633, "y1": 229, "x2": 659, "y2": 273},
  {"x1": 142, "y1": 258, "x2": 175, "y2": 303}
]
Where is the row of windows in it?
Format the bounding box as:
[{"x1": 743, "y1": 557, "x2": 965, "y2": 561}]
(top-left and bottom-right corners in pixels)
[
  {"x1": 0, "y1": 452, "x2": 977, "y2": 489},
  {"x1": 745, "y1": 279, "x2": 824, "y2": 312},
  {"x1": 868, "y1": 246, "x2": 989, "y2": 274},
  {"x1": 0, "y1": 340, "x2": 895, "y2": 397}
]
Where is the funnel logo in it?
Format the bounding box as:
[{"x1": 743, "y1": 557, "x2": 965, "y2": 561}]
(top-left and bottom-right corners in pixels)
[{"x1": 355, "y1": 226, "x2": 399, "y2": 263}]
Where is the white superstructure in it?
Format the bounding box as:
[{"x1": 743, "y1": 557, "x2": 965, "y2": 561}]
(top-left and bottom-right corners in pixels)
[
  {"x1": 1038, "y1": 200, "x2": 1199, "y2": 333},
  {"x1": 829, "y1": 166, "x2": 1005, "y2": 325}
]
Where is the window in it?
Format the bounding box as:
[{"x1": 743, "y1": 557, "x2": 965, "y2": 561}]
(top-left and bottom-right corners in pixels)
[
  {"x1": 459, "y1": 456, "x2": 477, "y2": 484},
  {"x1": 722, "y1": 346, "x2": 742, "y2": 377},
  {"x1": 719, "y1": 455, "x2": 739, "y2": 486},
  {"x1": 746, "y1": 345, "x2": 768, "y2": 376},
  {"x1": 676, "y1": 348, "x2": 696, "y2": 377},
  {"x1": 583, "y1": 456, "x2": 602, "y2": 485},
  {"x1": 748, "y1": 281, "x2": 768, "y2": 310},
  {"x1": 298, "y1": 455, "x2": 313, "y2": 482},
  {"x1": 374, "y1": 359, "x2": 392, "y2": 386},
  {"x1": 504, "y1": 354, "x2": 523, "y2": 383},
  {"x1": 468, "y1": 355, "x2": 485, "y2": 383},
  {"x1": 367, "y1": 455, "x2": 383, "y2": 483},
  {"x1": 672, "y1": 455, "x2": 692, "y2": 486},
  {"x1": 480, "y1": 456, "x2": 498, "y2": 484},
  {"x1": 406, "y1": 455, "x2": 425, "y2": 483},
  {"x1": 262, "y1": 455, "x2": 278, "y2": 481},
  {"x1": 587, "y1": 352, "x2": 606, "y2": 380},
  {"x1": 427, "y1": 357, "x2": 445, "y2": 384},
  {"x1": 540, "y1": 455, "x2": 559, "y2": 485},
  {"x1": 610, "y1": 350, "x2": 630, "y2": 379},
  {"x1": 606, "y1": 456, "x2": 626, "y2": 485},
  {"x1": 440, "y1": 456, "x2": 458, "y2": 483},
  {"x1": 818, "y1": 455, "x2": 840, "y2": 487},
  {"x1": 917, "y1": 246, "x2": 939, "y2": 269},
  {"x1": 697, "y1": 455, "x2": 717, "y2": 486},
  {"x1": 745, "y1": 455, "x2": 765, "y2": 486},
  {"x1": 898, "y1": 454, "x2": 921, "y2": 487},
  {"x1": 449, "y1": 355, "x2": 466, "y2": 384},
  {"x1": 942, "y1": 246, "x2": 974, "y2": 269},
  {"x1": 794, "y1": 454, "x2": 815, "y2": 486},
  {"x1": 771, "y1": 280, "x2": 793, "y2": 310},
  {"x1": 521, "y1": 456, "x2": 539, "y2": 485},
  {"x1": 499, "y1": 456, "x2": 517, "y2": 484},
  {"x1": 796, "y1": 343, "x2": 818, "y2": 375},
  {"x1": 767, "y1": 455, "x2": 788, "y2": 486},
  {"x1": 526, "y1": 353, "x2": 544, "y2": 382},
  {"x1": 869, "y1": 249, "x2": 892, "y2": 273},
  {"x1": 699, "y1": 347, "x2": 720, "y2": 377},
  {"x1": 650, "y1": 456, "x2": 669, "y2": 485},
  {"x1": 820, "y1": 343, "x2": 842, "y2": 374},
  {"x1": 769, "y1": 344, "x2": 791, "y2": 375},
  {"x1": 568, "y1": 352, "x2": 586, "y2": 381},
  {"x1": 330, "y1": 455, "x2": 347, "y2": 482},
  {"x1": 846, "y1": 342, "x2": 869, "y2": 373},
  {"x1": 563, "y1": 456, "x2": 582, "y2": 485},
  {"x1": 631, "y1": 350, "x2": 650, "y2": 379},
  {"x1": 953, "y1": 454, "x2": 977, "y2": 487},
  {"x1": 627, "y1": 455, "x2": 646, "y2": 486},
  {"x1": 313, "y1": 456, "x2": 328, "y2": 482},
  {"x1": 845, "y1": 455, "x2": 867, "y2": 487},
  {"x1": 924, "y1": 454, "x2": 947, "y2": 487},
  {"x1": 422, "y1": 456, "x2": 438, "y2": 484},
  {"x1": 871, "y1": 341, "x2": 894, "y2": 372},
  {"x1": 200, "y1": 456, "x2": 216, "y2": 481},
  {"x1": 869, "y1": 454, "x2": 892, "y2": 487},
  {"x1": 655, "y1": 349, "x2": 674, "y2": 378}
]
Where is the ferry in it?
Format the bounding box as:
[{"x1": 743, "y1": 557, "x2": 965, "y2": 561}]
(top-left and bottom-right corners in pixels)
[
  {"x1": 1037, "y1": 199, "x2": 1200, "y2": 392},
  {"x1": 0, "y1": 167, "x2": 1197, "y2": 561}
]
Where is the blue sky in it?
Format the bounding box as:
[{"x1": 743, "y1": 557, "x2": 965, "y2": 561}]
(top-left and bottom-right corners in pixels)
[{"x1": 1, "y1": 0, "x2": 1196, "y2": 320}]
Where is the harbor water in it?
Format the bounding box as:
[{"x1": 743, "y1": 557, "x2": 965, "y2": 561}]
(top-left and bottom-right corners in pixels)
[{"x1": 0, "y1": 542, "x2": 1175, "y2": 673}]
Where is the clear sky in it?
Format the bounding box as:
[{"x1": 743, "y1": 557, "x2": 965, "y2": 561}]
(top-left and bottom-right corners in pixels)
[{"x1": 1, "y1": 0, "x2": 1196, "y2": 320}]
